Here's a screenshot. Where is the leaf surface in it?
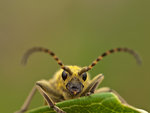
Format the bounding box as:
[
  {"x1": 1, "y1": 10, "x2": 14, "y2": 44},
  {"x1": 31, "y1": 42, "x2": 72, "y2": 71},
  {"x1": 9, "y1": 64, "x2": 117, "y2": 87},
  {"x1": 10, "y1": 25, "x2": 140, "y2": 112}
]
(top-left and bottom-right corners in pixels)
[{"x1": 26, "y1": 92, "x2": 144, "y2": 113}]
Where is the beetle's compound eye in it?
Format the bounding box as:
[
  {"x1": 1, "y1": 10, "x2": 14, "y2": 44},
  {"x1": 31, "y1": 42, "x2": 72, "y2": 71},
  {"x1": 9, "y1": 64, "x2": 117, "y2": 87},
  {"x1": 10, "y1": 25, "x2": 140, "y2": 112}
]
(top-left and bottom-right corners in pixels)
[
  {"x1": 82, "y1": 73, "x2": 87, "y2": 81},
  {"x1": 62, "y1": 71, "x2": 68, "y2": 81}
]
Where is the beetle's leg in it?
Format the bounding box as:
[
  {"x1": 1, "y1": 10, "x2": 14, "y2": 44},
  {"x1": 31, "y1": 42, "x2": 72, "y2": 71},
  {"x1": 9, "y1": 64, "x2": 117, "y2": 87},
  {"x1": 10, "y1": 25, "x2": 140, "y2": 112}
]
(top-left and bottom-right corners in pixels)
[
  {"x1": 95, "y1": 87, "x2": 127, "y2": 104},
  {"x1": 81, "y1": 74, "x2": 104, "y2": 96},
  {"x1": 15, "y1": 86, "x2": 37, "y2": 113},
  {"x1": 36, "y1": 80, "x2": 64, "y2": 103},
  {"x1": 36, "y1": 81, "x2": 66, "y2": 113},
  {"x1": 15, "y1": 80, "x2": 65, "y2": 113}
]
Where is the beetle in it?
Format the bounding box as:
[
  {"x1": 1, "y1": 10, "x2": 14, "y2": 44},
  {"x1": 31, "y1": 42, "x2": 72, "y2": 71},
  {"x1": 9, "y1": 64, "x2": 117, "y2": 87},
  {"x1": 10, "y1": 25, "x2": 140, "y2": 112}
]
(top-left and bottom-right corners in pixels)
[{"x1": 15, "y1": 47, "x2": 141, "y2": 113}]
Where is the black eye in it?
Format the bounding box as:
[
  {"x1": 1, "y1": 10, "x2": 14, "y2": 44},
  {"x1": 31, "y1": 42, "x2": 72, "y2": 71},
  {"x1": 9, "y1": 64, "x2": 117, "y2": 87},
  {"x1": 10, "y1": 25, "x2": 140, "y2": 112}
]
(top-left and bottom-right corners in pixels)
[
  {"x1": 82, "y1": 73, "x2": 87, "y2": 81},
  {"x1": 62, "y1": 71, "x2": 68, "y2": 81}
]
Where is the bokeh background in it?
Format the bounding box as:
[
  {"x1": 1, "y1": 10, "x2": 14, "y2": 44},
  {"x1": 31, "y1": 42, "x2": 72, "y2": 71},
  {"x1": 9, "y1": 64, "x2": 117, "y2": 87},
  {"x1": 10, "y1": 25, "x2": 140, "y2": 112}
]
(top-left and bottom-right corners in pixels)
[{"x1": 0, "y1": 0, "x2": 150, "y2": 112}]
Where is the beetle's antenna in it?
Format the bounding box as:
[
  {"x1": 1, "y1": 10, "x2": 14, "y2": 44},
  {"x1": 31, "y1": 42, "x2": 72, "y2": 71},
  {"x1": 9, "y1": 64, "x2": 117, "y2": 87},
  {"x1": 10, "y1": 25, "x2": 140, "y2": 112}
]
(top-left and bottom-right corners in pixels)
[
  {"x1": 21, "y1": 47, "x2": 72, "y2": 75},
  {"x1": 79, "y1": 48, "x2": 142, "y2": 75}
]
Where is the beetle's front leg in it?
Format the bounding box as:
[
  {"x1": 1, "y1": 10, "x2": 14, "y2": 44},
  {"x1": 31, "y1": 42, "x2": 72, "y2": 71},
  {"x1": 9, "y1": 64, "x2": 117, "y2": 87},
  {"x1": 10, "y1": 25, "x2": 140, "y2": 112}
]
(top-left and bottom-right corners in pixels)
[
  {"x1": 15, "y1": 80, "x2": 65, "y2": 113},
  {"x1": 81, "y1": 74, "x2": 104, "y2": 96},
  {"x1": 36, "y1": 81, "x2": 66, "y2": 113}
]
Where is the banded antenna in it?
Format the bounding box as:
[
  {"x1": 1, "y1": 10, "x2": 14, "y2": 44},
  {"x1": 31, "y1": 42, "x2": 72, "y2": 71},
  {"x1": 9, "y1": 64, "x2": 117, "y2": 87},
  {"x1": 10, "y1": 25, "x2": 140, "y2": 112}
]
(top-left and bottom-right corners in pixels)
[
  {"x1": 21, "y1": 47, "x2": 72, "y2": 75},
  {"x1": 79, "y1": 48, "x2": 142, "y2": 75}
]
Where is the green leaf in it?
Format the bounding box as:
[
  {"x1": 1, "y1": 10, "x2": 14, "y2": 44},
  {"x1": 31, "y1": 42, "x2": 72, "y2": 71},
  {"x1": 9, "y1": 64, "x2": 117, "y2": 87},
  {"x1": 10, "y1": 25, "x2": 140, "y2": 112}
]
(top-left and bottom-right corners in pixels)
[{"x1": 26, "y1": 92, "x2": 146, "y2": 113}]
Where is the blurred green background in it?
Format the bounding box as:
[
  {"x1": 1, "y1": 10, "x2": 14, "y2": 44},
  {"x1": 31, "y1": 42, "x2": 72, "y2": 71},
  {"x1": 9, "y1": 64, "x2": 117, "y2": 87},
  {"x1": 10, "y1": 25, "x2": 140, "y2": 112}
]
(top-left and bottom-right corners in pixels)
[{"x1": 0, "y1": 0, "x2": 150, "y2": 113}]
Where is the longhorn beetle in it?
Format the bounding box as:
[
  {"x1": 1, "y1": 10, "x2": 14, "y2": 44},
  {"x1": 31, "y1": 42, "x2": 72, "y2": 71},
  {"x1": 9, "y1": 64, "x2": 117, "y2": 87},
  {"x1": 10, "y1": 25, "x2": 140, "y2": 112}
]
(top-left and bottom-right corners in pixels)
[{"x1": 15, "y1": 47, "x2": 141, "y2": 113}]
